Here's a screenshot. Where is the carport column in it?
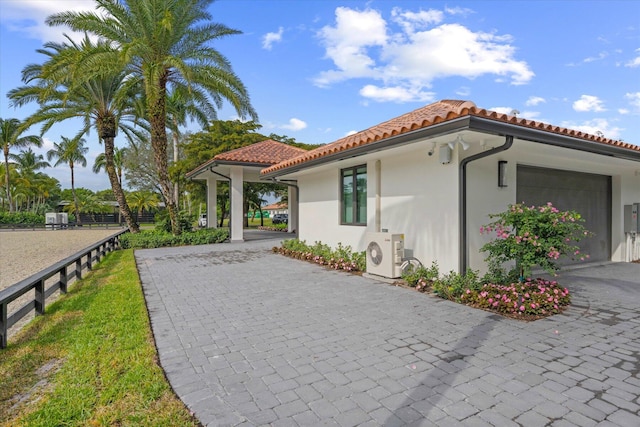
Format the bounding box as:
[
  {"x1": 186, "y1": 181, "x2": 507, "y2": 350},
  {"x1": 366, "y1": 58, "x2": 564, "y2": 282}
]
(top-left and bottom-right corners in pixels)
[
  {"x1": 206, "y1": 176, "x2": 217, "y2": 228},
  {"x1": 288, "y1": 185, "x2": 298, "y2": 233},
  {"x1": 229, "y1": 166, "x2": 244, "y2": 241}
]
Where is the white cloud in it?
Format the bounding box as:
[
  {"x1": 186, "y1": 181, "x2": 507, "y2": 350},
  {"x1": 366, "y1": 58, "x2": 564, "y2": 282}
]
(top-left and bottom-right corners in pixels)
[
  {"x1": 560, "y1": 118, "x2": 621, "y2": 139},
  {"x1": 345, "y1": 130, "x2": 358, "y2": 137},
  {"x1": 262, "y1": 27, "x2": 284, "y2": 50},
  {"x1": 525, "y1": 96, "x2": 546, "y2": 106},
  {"x1": 0, "y1": 1, "x2": 100, "y2": 43},
  {"x1": 625, "y1": 92, "x2": 640, "y2": 112},
  {"x1": 625, "y1": 48, "x2": 640, "y2": 67},
  {"x1": 391, "y1": 7, "x2": 443, "y2": 34},
  {"x1": 444, "y1": 6, "x2": 474, "y2": 17},
  {"x1": 573, "y1": 95, "x2": 606, "y2": 112},
  {"x1": 359, "y1": 84, "x2": 435, "y2": 103},
  {"x1": 521, "y1": 111, "x2": 541, "y2": 119},
  {"x1": 281, "y1": 118, "x2": 307, "y2": 131},
  {"x1": 314, "y1": 6, "x2": 533, "y2": 102},
  {"x1": 618, "y1": 108, "x2": 630, "y2": 114},
  {"x1": 583, "y1": 51, "x2": 608, "y2": 63},
  {"x1": 314, "y1": 7, "x2": 388, "y2": 87},
  {"x1": 455, "y1": 86, "x2": 471, "y2": 97}
]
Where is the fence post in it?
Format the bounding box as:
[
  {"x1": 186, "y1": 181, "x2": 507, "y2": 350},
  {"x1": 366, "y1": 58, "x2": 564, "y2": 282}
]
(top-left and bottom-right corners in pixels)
[
  {"x1": 0, "y1": 302, "x2": 7, "y2": 349},
  {"x1": 60, "y1": 266, "x2": 68, "y2": 294},
  {"x1": 87, "y1": 250, "x2": 92, "y2": 270},
  {"x1": 35, "y1": 279, "x2": 45, "y2": 315},
  {"x1": 76, "y1": 258, "x2": 82, "y2": 280}
]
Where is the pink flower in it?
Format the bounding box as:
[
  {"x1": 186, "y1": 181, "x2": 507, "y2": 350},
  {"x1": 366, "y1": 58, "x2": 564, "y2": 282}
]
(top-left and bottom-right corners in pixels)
[{"x1": 519, "y1": 305, "x2": 525, "y2": 311}]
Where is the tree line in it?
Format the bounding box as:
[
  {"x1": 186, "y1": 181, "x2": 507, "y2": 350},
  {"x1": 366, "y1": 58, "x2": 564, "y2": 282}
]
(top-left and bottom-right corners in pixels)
[{"x1": 2, "y1": 0, "x2": 282, "y2": 234}]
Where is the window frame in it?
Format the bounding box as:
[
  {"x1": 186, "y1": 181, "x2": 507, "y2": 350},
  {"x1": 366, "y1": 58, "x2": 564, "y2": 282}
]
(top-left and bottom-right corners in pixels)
[{"x1": 340, "y1": 164, "x2": 367, "y2": 226}]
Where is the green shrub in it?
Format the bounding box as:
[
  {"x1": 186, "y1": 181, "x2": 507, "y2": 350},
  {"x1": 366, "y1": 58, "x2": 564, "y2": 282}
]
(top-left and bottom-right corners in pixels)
[
  {"x1": 432, "y1": 269, "x2": 482, "y2": 301},
  {"x1": 120, "y1": 228, "x2": 228, "y2": 249},
  {"x1": 276, "y1": 239, "x2": 366, "y2": 273},
  {"x1": 460, "y1": 279, "x2": 570, "y2": 316},
  {"x1": 0, "y1": 212, "x2": 45, "y2": 224},
  {"x1": 481, "y1": 202, "x2": 592, "y2": 282},
  {"x1": 401, "y1": 261, "x2": 440, "y2": 289},
  {"x1": 154, "y1": 210, "x2": 194, "y2": 233}
]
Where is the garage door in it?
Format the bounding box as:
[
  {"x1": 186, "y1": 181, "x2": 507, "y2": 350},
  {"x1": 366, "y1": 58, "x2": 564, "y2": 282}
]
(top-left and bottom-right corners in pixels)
[{"x1": 516, "y1": 165, "x2": 611, "y2": 265}]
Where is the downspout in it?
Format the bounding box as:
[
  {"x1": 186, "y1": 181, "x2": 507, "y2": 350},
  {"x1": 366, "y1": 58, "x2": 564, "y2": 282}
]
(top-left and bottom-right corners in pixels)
[
  {"x1": 210, "y1": 167, "x2": 231, "y2": 231},
  {"x1": 459, "y1": 135, "x2": 514, "y2": 273},
  {"x1": 271, "y1": 178, "x2": 299, "y2": 235},
  {"x1": 375, "y1": 160, "x2": 381, "y2": 232}
]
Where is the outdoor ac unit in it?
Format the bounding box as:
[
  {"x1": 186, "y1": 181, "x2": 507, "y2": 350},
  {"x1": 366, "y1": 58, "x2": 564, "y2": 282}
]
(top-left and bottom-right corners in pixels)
[{"x1": 365, "y1": 232, "x2": 404, "y2": 278}]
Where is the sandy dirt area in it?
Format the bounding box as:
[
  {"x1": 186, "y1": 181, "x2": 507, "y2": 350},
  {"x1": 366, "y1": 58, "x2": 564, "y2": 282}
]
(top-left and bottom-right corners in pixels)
[
  {"x1": 0, "y1": 229, "x2": 122, "y2": 290},
  {"x1": 1, "y1": 228, "x2": 125, "y2": 340}
]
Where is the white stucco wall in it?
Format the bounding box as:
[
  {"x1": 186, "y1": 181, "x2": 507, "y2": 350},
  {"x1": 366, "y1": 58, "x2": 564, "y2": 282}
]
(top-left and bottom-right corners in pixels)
[
  {"x1": 291, "y1": 134, "x2": 640, "y2": 275},
  {"x1": 295, "y1": 140, "x2": 461, "y2": 273},
  {"x1": 466, "y1": 138, "x2": 640, "y2": 272}
]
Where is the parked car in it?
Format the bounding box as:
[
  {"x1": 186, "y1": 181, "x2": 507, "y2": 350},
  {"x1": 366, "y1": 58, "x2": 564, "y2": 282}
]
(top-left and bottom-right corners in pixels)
[
  {"x1": 272, "y1": 213, "x2": 288, "y2": 224},
  {"x1": 198, "y1": 214, "x2": 207, "y2": 227}
]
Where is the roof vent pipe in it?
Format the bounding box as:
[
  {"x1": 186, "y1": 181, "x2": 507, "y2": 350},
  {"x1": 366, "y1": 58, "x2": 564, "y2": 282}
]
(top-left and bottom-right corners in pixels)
[{"x1": 459, "y1": 135, "x2": 514, "y2": 273}]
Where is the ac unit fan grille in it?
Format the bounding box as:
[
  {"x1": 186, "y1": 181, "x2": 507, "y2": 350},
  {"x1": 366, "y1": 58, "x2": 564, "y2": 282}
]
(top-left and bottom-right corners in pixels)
[{"x1": 367, "y1": 241, "x2": 383, "y2": 265}]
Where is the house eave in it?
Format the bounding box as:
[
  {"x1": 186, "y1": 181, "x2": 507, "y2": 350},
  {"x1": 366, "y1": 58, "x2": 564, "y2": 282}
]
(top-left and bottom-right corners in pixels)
[
  {"x1": 262, "y1": 115, "x2": 640, "y2": 179},
  {"x1": 187, "y1": 160, "x2": 272, "y2": 181},
  {"x1": 262, "y1": 116, "x2": 472, "y2": 178},
  {"x1": 468, "y1": 116, "x2": 640, "y2": 162}
]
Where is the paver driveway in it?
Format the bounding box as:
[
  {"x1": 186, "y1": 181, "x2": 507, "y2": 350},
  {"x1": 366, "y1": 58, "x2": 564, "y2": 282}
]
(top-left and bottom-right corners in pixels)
[{"x1": 136, "y1": 239, "x2": 640, "y2": 426}]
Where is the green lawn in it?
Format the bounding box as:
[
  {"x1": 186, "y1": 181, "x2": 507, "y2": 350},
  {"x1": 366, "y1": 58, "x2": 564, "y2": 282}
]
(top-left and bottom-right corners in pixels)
[{"x1": 0, "y1": 250, "x2": 198, "y2": 427}]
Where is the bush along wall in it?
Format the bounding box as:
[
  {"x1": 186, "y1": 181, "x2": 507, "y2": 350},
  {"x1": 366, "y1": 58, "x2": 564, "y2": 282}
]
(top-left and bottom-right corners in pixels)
[{"x1": 273, "y1": 239, "x2": 366, "y2": 273}]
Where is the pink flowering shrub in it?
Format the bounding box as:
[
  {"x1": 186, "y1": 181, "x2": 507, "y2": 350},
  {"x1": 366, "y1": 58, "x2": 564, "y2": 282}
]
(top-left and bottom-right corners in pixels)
[
  {"x1": 481, "y1": 202, "x2": 593, "y2": 281},
  {"x1": 460, "y1": 279, "x2": 570, "y2": 316},
  {"x1": 274, "y1": 239, "x2": 366, "y2": 273}
]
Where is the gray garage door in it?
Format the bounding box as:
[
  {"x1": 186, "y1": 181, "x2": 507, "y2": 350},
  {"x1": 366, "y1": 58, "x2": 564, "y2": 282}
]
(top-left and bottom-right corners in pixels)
[{"x1": 516, "y1": 165, "x2": 611, "y2": 265}]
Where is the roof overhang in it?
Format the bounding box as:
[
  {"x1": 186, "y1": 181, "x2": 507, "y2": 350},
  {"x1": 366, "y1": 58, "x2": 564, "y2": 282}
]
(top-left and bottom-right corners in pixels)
[
  {"x1": 187, "y1": 160, "x2": 273, "y2": 183},
  {"x1": 261, "y1": 116, "x2": 472, "y2": 179},
  {"x1": 262, "y1": 115, "x2": 640, "y2": 179}
]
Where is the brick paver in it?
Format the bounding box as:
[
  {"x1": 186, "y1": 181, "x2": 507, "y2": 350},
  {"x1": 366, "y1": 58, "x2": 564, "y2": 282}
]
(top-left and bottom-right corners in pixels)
[{"x1": 136, "y1": 238, "x2": 640, "y2": 426}]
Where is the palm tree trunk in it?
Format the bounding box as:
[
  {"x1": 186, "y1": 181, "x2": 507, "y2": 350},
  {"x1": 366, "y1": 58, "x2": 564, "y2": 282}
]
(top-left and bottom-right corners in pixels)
[
  {"x1": 172, "y1": 126, "x2": 179, "y2": 206},
  {"x1": 103, "y1": 135, "x2": 139, "y2": 233},
  {"x1": 70, "y1": 163, "x2": 82, "y2": 226},
  {"x1": 4, "y1": 147, "x2": 13, "y2": 213},
  {"x1": 149, "y1": 79, "x2": 179, "y2": 235}
]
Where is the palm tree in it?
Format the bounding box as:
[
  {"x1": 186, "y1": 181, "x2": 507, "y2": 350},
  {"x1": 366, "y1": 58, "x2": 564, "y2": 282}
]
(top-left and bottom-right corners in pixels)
[
  {"x1": 93, "y1": 146, "x2": 127, "y2": 186},
  {"x1": 0, "y1": 118, "x2": 42, "y2": 212},
  {"x1": 127, "y1": 190, "x2": 160, "y2": 220},
  {"x1": 10, "y1": 148, "x2": 51, "y2": 173},
  {"x1": 47, "y1": 0, "x2": 258, "y2": 234},
  {"x1": 8, "y1": 36, "x2": 143, "y2": 232},
  {"x1": 10, "y1": 148, "x2": 51, "y2": 211},
  {"x1": 47, "y1": 136, "x2": 88, "y2": 225}
]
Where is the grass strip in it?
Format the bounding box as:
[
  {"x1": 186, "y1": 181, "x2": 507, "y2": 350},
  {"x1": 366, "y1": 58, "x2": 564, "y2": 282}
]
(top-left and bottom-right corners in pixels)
[{"x1": 0, "y1": 249, "x2": 199, "y2": 427}]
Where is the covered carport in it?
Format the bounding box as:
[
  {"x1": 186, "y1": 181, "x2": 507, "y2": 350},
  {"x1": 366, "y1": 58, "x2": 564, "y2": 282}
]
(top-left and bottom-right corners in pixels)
[{"x1": 185, "y1": 140, "x2": 307, "y2": 241}]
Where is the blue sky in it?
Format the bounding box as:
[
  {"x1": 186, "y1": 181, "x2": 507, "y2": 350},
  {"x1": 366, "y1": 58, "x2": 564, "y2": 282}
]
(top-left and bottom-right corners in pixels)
[{"x1": 1, "y1": 0, "x2": 639, "y2": 191}]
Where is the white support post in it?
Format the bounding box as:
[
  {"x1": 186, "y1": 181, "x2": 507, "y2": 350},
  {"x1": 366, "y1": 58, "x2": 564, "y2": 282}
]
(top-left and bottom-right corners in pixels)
[
  {"x1": 206, "y1": 176, "x2": 217, "y2": 228},
  {"x1": 288, "y1": 185, "x2": 298, "y2": 234},
  {"x1": 229, "y1": 166, "x2": 244, "y2": 242}
]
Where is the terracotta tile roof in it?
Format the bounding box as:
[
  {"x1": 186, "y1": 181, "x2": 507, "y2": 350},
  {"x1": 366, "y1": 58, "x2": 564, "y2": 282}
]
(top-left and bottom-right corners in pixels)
[
  {"x1": 213, "y1": 139, "x2": 307, "y2": 164},
  {"x1": 187, "y1": 139, "x2": 308, "y2": 178},
  {"x1": 263, "y1": 201, "x2": 287, "y2": 210},
  {"x1": 262, "y1": 99, "x2": 640, "y2": 175}
]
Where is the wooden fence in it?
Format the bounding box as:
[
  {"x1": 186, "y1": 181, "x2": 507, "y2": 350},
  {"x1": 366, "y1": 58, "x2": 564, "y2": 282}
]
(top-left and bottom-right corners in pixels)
[
  {"x1": 0, "y1": 223, "x2": 127, "y2": 231},
  {"x1": 0, "y1": 229, "x2": 128, "y2": 349}
]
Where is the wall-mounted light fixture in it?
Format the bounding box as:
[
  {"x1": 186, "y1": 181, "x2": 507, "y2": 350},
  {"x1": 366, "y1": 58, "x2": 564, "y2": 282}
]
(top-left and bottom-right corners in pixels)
[
  {"x1": 498, "y1": 160, "x2": 508, "y2": 188},
  {"x1": 447, "y1": 135, "x2": 470, "y2": 151}
]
